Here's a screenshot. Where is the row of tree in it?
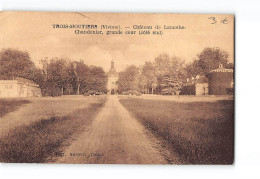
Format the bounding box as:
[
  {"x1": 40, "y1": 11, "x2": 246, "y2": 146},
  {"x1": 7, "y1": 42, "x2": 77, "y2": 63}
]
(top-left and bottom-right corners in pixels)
[
  {"x1": 117, "y1": 47, "x2": 234, "y2": 95},
  {"x1": 0, "y1": 47, "x2": 233, "y2": 96},
  {"x1": 0, "y1": 48, "x2": 107, "y2": 96}
]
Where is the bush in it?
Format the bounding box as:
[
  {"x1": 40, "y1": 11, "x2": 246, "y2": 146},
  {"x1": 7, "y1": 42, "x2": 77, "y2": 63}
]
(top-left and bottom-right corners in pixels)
[
  {"x1": 161, "y1": 88, "x2": 174, "y2": 95},
  {"x1": 84, "y1": 90, "x2": 103, "y2": 96}
]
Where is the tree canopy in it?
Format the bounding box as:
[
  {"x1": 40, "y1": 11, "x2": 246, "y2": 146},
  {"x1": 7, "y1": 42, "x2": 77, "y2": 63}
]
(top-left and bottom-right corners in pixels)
[
  {"x1": 0, "y1": 48, "x2": 108, "y2": 96},
  {"x1": 0, "y1": 47, "x2": 233, "y2": 96},
  {"x1": 118, "y1": 53, "x2": 186, "y2": 95},
  {"x1": 0, "y1": 48, "x2": 35, "y2": 80},
  {"x1": 118, "y1": 65, "x2": 140, "y2": 93},
  {"x1": 186, "y1": 47, "x2": 233, "y2": 77},
  {"x1": 40, "y1": 58, "x2": 107, "y2": 96},
  {"x1": 117, "y1": 47, "x2": 233, "y2": 95}
]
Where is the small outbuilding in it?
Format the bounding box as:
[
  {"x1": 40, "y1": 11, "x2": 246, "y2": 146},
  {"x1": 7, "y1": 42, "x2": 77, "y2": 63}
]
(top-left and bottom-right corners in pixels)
[
  {"x1": 0, "y1": 77, "x2": 42, "y2": 98},
  {"x1": 180, "y1": 75, "x2": 209, "y2": 96},
  {"x1": 208, "y1": 64, "x2": 234, "y2": 95}
]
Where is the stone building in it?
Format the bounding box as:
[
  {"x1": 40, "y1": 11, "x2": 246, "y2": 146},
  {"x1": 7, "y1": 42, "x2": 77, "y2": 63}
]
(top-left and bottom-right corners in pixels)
[
  {"x1": 181, "y1": 64, "x2": 234, "y2": 96},
  {"x1": 0, "y1": 77, "x2": 42, "y2": 97},
  {"x1": 180, "y1": 75, "x2": 209, "y2": 96},
  {"x1": 107, "y1": 61, "x2": 118, "y2": 95},
  {"x1": 208, "y1": 64, "x2": 234, "y2": 95}
]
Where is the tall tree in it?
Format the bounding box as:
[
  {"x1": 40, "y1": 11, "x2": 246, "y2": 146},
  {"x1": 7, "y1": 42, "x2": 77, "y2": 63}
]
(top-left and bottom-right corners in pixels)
[
  {"x1": 154, "y1": 54, "x2": 186, "y2": 95},
  {"x1": 154, "y1": 53, "x2": 171, "y2": 76},
  {"x1": 86, "y1": 66, "x2": 107, "y2": 93},
  {"x1": 47, "y1": 58, "x2": 70, "y2": 96},
  {"x1": 140, "y1": 61, "x2": 157, "y2": 94},
  {"x1": 39, "y1": 59, "x2": 107, "y2": 96},
  {"x1": 0, "y1": 48, "x2": 35, "y2": 80},
  {"x1": 187, "y1": 47, "x2": 232, "y2": 77},
  {"x1": 70, "y1": 61, "x2": 90, "y2": 95},
  {"x1": 118, "y1": 65, "x2": 140, "y2": 93}
]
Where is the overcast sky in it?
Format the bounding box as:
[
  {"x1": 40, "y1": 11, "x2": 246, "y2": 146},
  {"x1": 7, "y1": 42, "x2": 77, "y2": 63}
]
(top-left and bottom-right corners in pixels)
[{"x1": 0, "y1": 12, "x2": 234, "y2": 72}]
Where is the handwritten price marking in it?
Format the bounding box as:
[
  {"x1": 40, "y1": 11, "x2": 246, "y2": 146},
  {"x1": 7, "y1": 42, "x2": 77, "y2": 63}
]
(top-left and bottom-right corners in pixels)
[{"x1": 208, "y1": 17, "x2": 229, "y2": 24}]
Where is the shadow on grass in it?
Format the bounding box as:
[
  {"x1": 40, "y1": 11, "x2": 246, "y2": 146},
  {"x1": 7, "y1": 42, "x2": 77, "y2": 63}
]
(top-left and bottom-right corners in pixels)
[
  {"x1": 0, "y1": 99, "x2": 31, "y2": 118},
  {"x1": 0, "y1": 98, "x2": 106, "y2": 163}
]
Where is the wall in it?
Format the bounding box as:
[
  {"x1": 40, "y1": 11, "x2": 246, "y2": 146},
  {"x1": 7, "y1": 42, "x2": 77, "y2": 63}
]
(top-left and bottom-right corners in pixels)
[
  {"x1": 27, "y1": 85, "x2": 42, "y2": 97},
  {"x1": 0, "y1": 80, "x2": 42, "y2": 98},
  {"x1": 195, "y1": 83, "x2": 209, "y2": 96},
  {"x1": 107, "y1": 75, "x2": 118, "y2": 94},
  {"x1": 17, "y1": 83, "x2": 28, "y2": 97},
  {"x1": 208, "y1": 72, "x2": 233, "y2": 95},
  {"x1": 0, "y1": 81, "x2": 18, "y2": 97}
]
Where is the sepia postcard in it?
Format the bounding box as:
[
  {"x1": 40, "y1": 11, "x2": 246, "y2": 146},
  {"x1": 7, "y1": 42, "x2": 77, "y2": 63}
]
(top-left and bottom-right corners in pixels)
[{"x1": 0, "y1": 12, "x2": 234, "y2": 164}]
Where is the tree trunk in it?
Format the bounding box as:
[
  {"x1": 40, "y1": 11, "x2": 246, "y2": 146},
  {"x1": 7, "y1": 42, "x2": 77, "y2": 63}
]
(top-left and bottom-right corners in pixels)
[
  {"x1": 68, "y1": 83, "x2": 70, "y2": 95},
  {"x1": 61, "y1": 85, "x2": 64, "y2": 95},
  {"x1": 77, "y1": 84, "x2": 80, "y2": 95}
]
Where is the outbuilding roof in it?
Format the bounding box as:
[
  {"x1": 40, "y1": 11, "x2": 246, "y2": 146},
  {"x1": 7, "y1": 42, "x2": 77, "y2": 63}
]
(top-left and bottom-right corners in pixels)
[
  {"x1": 15, "y1": 77, "x2": 39, "y2": 87},
  {"x1": 185, "y1": 76, "x2": 209, "y2": 86},
  {"x1": 210, "y1": 64, "x2": 233, "y2": 73}
]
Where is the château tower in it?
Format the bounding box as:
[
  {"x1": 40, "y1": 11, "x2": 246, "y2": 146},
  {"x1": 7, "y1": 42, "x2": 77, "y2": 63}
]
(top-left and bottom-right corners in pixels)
[{"x1": 107, "y1": 60, "x2": 118, "y2": 95}]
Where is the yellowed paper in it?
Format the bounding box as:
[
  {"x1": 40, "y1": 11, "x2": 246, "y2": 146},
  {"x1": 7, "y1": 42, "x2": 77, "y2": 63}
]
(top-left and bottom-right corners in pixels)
[{"x1": 0, "y1": 12, "x2": 234, "y2": 164}]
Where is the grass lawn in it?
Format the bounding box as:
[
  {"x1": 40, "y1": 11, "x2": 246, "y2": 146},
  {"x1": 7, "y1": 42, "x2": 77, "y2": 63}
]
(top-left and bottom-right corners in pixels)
[
  {"x1": 0, "y1": 96, "x2": 107, "y2": 163},
  {"x1": 0, "y1": 99, "x2": 30, "y2": 118},
  {"x1": 119, "y1": 98, "x2": 234, "y2": 164}
]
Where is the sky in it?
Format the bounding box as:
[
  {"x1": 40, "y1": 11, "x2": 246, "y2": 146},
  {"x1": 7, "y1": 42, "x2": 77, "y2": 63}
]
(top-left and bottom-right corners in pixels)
[{"x1": 0, "y1": 11, "x2": 234, "y2": 72}]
